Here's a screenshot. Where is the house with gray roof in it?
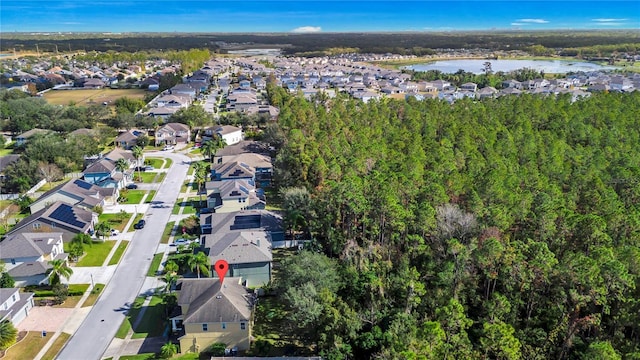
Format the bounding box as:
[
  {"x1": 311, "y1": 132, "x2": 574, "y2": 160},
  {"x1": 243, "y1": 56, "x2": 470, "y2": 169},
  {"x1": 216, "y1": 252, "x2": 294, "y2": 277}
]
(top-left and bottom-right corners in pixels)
[
  {"x1": 6, "y1": 201, "x2": 97, "y2": 242},
  {"x1": 29, "y1": 179, "x2": 117, "y2": 214},
  {"x1": 0, "y1": 232, "x2": 67, "y2": 286},
  {"x1": 15, "y1": 128, "x2": 51, "y2": 146},
  {"x1": 155, "y1": 122, "x2": 191, "y2": 147},
  {"x1": 200, "y1": 210, "x2": 282, "y2": 287},
  {"x1": 0, "y1": 288, "x2": 35, "y2": 326},
  {"x1": 205, "y1": 179, "x2": 265, "y2": 213},
  {"x1": 172, "y1": 278, "x2": 253, "y2": 353}
]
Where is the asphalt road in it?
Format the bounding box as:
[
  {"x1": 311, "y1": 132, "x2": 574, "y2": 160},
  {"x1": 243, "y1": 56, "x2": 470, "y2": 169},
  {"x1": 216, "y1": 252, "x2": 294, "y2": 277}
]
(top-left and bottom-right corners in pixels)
[{"x1": 57, "y1": 151, "x2": 191, "y2": 360}]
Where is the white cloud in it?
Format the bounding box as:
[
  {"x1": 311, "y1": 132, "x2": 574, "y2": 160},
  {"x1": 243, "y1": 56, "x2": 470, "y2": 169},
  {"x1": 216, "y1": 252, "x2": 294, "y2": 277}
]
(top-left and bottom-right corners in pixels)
[
  {"x1": 592, "y1": 18, "x2": 628, "y2": 22},
  {"x1": 593, "y1": 22, "x2": 625, "y2": 26},
  {"x1": 511, "y1": 22, "x2": 527, "y2": 26},
  {"x1": 517, "y1": 19, "x2": 549, "y2": 24},
  {"x1": 292, "y1": 26, "x2": 322, "y2": 33}
]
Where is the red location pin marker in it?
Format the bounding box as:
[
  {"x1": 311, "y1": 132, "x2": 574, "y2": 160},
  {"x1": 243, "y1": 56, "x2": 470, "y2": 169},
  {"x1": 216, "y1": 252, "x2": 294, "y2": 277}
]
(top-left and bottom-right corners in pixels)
[{"x1": 214, "y1": 259, "x2": 229, "y2": 285}]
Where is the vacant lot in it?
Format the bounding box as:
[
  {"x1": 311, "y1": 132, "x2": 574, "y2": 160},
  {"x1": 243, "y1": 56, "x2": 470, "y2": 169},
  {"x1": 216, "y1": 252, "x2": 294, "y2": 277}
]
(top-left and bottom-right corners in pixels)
[{"x1": 43, "y1": 88, "x2": 148, "y2": 106}]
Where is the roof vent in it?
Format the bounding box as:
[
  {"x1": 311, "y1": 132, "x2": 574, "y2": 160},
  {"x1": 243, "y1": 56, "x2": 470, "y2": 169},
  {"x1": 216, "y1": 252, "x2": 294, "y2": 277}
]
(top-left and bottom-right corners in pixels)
[{"x1": 216, "y1": 295, "x2": 222, "y2": 299}]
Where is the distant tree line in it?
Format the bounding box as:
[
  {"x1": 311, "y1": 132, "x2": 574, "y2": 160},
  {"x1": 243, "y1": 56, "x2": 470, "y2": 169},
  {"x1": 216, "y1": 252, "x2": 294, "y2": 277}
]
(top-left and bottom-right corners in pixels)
[{"x1": 2, "y1": 31, "x2": 638, "y2": 56}]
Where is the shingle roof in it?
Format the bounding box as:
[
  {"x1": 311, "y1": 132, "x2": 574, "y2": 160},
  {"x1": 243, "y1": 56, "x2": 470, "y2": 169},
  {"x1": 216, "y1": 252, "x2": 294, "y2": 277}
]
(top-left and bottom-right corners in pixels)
[
  {"x1": 33, "y1": 179, "x2": 104, "y2": 210},
  {"x1": 208, "y1": 231, "x2": 272, "y2": 264},
  {"x1": 214, "y1": 140, "x2": 270, "y2": 157},
  {"x1": 8, "y1": 261, "x2": 51, "y2": 277},
  {"x1": 0, "y1": 232, "x2": 63, "y2": 259},
  {"x1": 213, "y1": 161, "x2": 255, "y2": 180},
  {"x1": 8, "y1": 201, "x2": 95, "y2": 236},
  {"x1": 84, "y1": 158, "x2": 115, "y2": 174},
  {"x1": 0, "y1": 155, "x2": 20, "y2": 172},
  {"x1": 177, "y1": 278, "x2": 252, "y2": 324}
]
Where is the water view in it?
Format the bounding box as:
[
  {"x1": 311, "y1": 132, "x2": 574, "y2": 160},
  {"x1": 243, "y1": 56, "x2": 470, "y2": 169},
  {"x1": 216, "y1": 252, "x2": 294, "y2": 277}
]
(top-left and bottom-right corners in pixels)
[{"x1": 404, "y1": 59, "x2": 618, "y2": 74}]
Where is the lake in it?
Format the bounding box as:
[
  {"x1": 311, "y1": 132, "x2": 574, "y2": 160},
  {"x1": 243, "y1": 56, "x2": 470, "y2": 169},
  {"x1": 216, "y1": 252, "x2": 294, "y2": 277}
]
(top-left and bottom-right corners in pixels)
[{"x1": 404, "y1": 59, "x2": 617, "y2": 74}]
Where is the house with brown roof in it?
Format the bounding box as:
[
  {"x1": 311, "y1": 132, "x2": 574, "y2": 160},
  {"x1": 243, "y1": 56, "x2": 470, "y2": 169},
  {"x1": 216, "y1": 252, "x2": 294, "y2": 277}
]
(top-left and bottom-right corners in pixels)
[
  {"x1": 0, "y1": 232, "x2": 67, "y2": 286},
  {"x1": 172, "y1": 278, "x2": 253, "y2": 353},
  {"x1": 154, "y1": 122, "x2": 191, "y2": 146},
  {"x1": 115, "y1": 130, "x2": 146, "y2": 149}
]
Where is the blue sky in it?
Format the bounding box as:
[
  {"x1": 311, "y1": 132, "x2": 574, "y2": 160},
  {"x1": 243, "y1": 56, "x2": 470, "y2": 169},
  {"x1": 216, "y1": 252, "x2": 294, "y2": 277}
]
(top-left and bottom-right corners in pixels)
[{"x1": 1, "y1": 1, "x2": 638, "y2": 33}]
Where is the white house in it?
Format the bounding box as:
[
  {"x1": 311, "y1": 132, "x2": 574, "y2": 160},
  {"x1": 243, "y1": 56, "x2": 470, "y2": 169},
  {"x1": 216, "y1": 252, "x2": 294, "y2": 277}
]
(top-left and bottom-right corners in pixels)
[{"x1": 0, "y1": 288, "x2": 35, "y2": 326}]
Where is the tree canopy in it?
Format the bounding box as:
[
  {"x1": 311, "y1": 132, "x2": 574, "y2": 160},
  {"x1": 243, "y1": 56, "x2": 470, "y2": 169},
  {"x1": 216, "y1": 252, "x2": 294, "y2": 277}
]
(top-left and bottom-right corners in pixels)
[{"x1": 271, "y1": 90, "x2": 640, "y2": 359}]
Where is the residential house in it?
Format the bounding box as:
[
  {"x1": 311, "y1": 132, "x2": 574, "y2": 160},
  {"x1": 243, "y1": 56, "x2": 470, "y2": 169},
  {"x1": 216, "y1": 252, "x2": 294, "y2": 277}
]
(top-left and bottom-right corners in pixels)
[
  {"x1": 211, "y1": 162, "x2": 255, "y2": 184},
  {"x1": 146, "y1": 106, "x2": 180, "y2": 120},
  {"x1": 29, "y1": 179, "x2": 117, "y2": 214},
  {"x1": 205, "y1": 125, "x2": 243, "y2": 146},
  {"x1": 15, "y1": 128, "x2": 51, "y2": 146},
  {"x1": 6, "y1": 202, "x2": 97, "y2": 242},
  {"x1": 172, "y1": 278, "x2": 253, "y2": 353},
  {"x1": 154, "y1": 122, "x2": 191, "y2": 147},
  {"x1": 0, "y1": 232, "x2": 67, "y2": 286},
  {"x1": 0, "y1": 155, "x2": 20, "y2": 180},
  {"x1": 214, "y1": 153, "x2": 272, "y2": 187},
  {"x1": 478, "y1": 86, "x2": 498, "y2": 99},
  {"x1": 502, "y1": 79, "x2": 522, "y2": 90},
  {"x1": 114, "y1": 130, "x2": 146, "y2": 150},
  {"x1": 83, "y1": 158, "x2": 131, "y2": 189},
  {"x1": 0, "y1": 288, "x2": 35, "y2": 326},
  {"x1": 155, "y1": 94, "x2": 191, "y2": 109},
  {"x1": 170, "y1": 83, "x2": 198, "y2": 98},
  {"x1": 200, "y1": 211, "x2": 279, "y2": 287},
  {"x1": 81, "y1": 78, "x2": 106, "y2": 89},
  {"x1": 205, "y1": 179, "x2": 265, "y2": 213},
  {"x1": 460, "y1": 82, "x2": 478, "y2": 92}
]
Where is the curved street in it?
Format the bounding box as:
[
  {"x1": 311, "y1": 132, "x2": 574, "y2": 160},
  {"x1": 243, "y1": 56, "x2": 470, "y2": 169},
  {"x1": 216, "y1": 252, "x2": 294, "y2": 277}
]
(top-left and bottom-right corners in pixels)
[{"x1": 57, "y1": 151, "x2": 191, "y2": 360}]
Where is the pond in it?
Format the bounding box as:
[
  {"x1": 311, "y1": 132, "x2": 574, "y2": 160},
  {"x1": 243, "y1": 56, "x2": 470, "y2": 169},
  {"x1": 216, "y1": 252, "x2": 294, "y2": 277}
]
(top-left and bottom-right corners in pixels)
[{"x1": 403, "y1": 59, "x2": 617, "y2": 74}]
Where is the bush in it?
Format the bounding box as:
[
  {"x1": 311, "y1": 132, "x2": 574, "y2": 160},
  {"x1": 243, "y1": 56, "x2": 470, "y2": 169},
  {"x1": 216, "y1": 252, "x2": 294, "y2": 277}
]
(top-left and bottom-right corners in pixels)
[
  {"x1": 159, "y1": 342, "x2": 177, "y2": 359},
  {"x1": 0, "y1": 320, "x2": 18, "y2": 350},
  {"x1": 205, "y1": 342, "x2": 227, "y2": 356}
]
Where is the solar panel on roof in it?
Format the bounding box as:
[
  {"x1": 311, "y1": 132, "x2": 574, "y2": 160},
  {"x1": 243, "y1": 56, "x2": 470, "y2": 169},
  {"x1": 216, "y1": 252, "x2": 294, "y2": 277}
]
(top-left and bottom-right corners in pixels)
[
  {"x1": 73, "y1": 179, "x2": 93, "y2": 190},
  {"x1": 49, "y1": 204, "x2": 86, "y2": 229},
  {"x1": 231, "y1": 214, "x2": 261, "y2": 230}
]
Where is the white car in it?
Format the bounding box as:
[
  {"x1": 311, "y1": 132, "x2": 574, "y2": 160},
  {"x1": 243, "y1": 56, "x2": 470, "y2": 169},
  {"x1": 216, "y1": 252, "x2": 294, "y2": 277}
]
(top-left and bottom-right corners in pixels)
[
  {"x1": 110, "y1": 229, "x2": 120, "y2": 236},
  {"x1": 163, "y1": 145, "x2": 174, "y2": 151},
  {"x1": 171, "y1": 238, "x2": 193, "y2": 246}
]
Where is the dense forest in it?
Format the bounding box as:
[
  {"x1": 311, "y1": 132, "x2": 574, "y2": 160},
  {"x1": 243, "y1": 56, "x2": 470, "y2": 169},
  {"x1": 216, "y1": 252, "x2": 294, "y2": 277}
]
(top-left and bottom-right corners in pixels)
[
  {"x1": 1, "y1": 31, "x2": 638, "y2": 56},
  {"x1": 267, "y1": 86, "x2": 640, "y2": 359}
]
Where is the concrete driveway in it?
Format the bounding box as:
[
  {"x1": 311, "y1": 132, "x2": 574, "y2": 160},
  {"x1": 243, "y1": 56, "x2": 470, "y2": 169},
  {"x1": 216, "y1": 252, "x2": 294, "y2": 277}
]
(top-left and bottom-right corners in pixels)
[{"x1": 18, "y1": 306, "x2": 75, "y2": 332}]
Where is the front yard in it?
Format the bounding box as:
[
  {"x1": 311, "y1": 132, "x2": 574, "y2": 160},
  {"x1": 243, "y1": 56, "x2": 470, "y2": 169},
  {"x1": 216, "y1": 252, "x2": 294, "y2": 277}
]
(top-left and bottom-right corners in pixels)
[
  {"x1": 98, "y1": 212, "x2": 133, "y2": 232},
  {"x1": 74, "y1": 240, "x2": 116, "y2": 267},
  {"x1": 119, "y1": 190, "x2": 146, "y2": 204},
  {"x1": 115, "y1": 295, "x2": 167, "y2": 339}
]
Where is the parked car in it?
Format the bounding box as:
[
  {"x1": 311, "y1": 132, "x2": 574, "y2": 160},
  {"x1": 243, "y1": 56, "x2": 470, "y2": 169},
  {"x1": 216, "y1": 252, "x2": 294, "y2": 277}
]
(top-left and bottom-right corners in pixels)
[
  {"x1": 110, "y1": 229, "x2": 120, "y2": 236},
  {"x1": 126, "y1": 183, "x2": 138, "y2": 189},
  {"x1": 143, "y1": 165, "x2": 154, "y2": 171},
  {"x1": 133, "y1": 219, "x2": 146, "y2": 229},
  {"x1": 171, "y1": 238, "x2": 193, "y2": 246},
  {"x1": 163, "y1": 145, "x2": 174, "y2": 151}
]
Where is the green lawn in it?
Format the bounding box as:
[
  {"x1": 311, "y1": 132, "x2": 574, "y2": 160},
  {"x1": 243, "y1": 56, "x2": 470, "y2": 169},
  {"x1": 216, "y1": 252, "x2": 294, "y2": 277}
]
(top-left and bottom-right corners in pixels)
[
  {"x1": 131, "y1": 296, "x2": 166, "y2": 339},
  {"x1": 137, "y1": 172, "x2": 157, "y2": 183},
  {"x1": 118, "y1": 355, "x2": 156, "y2": 360},
  {"x1": 0, "y1": 147, "x2": 13, "y2": 156},
  {"x1": 147, "y1": 253, "x2": 164, "y2": 276},
  {"x1": 82, "y1": 283, "x2": 105, "y2": 307},
  {"x1": 132, "y1": 213, "x2": 144, "y2": 225},
  {"x1": 155, "y1": 172, "x2": 166, "y2": 183},
  {"x1": 120, "y1": 190, "x2": 146, "y2": 204},
  {"x1": 2, "y1": 332, "x2": 48, "y2": 360},
  {"x1": 75, "y1": 241, "x2": 116, "y2": 267},
  {"x1": 172, "y1": 200, "x2": 198, "y2": 215},
  {"x1": 161, "y1": 222, "x2": 175, "y2": 244},
  {"x1": 144, "y1": 190, "x2": 157, "y2": 203},
  {"x1": 98, "y1": 212, "x2": 133, "y2": 232},
  {"x1": 163, "y1": 158, "x2": 173, "y2": 169},
  {"x1": 108, "y1": 241, "x2": 129, "y2": 265},
  {"x1": 40, "y1": 332, "x2": 71, "y2": 360},
  {"x1": 116, "y1": 295, "x2": 166, "y2": 339},
  {"x1": 144, "y1": 158, "x2": 165, "y2": 169}
]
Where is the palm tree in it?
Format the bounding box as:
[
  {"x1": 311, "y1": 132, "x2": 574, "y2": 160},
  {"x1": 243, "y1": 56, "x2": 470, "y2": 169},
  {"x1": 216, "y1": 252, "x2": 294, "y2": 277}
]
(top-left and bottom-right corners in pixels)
[
  {"x1": 132, "y1": 145, "x2": 143, "y2": 182},
  {"x1": 193, "y1": 162, "x2": 210, "y2": 206},
  {"x1": 95, "y1": 221, "x2": 111, "y2": 241},
  {"x1": 115, "y1": 158, "x2": 129, "y2": 184},
  {"x1": 200, "y1": 140, "x2": 216, "y2": 163},
  {"x1": 48, "y1": 259, "x2": 73, "y2": 286},
  {"x1": 0, "y1": 320, "x2": 18, "y2": 351},
  {"x1": 187, "y1": 252, "x2": 210, "y2": 278}
]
